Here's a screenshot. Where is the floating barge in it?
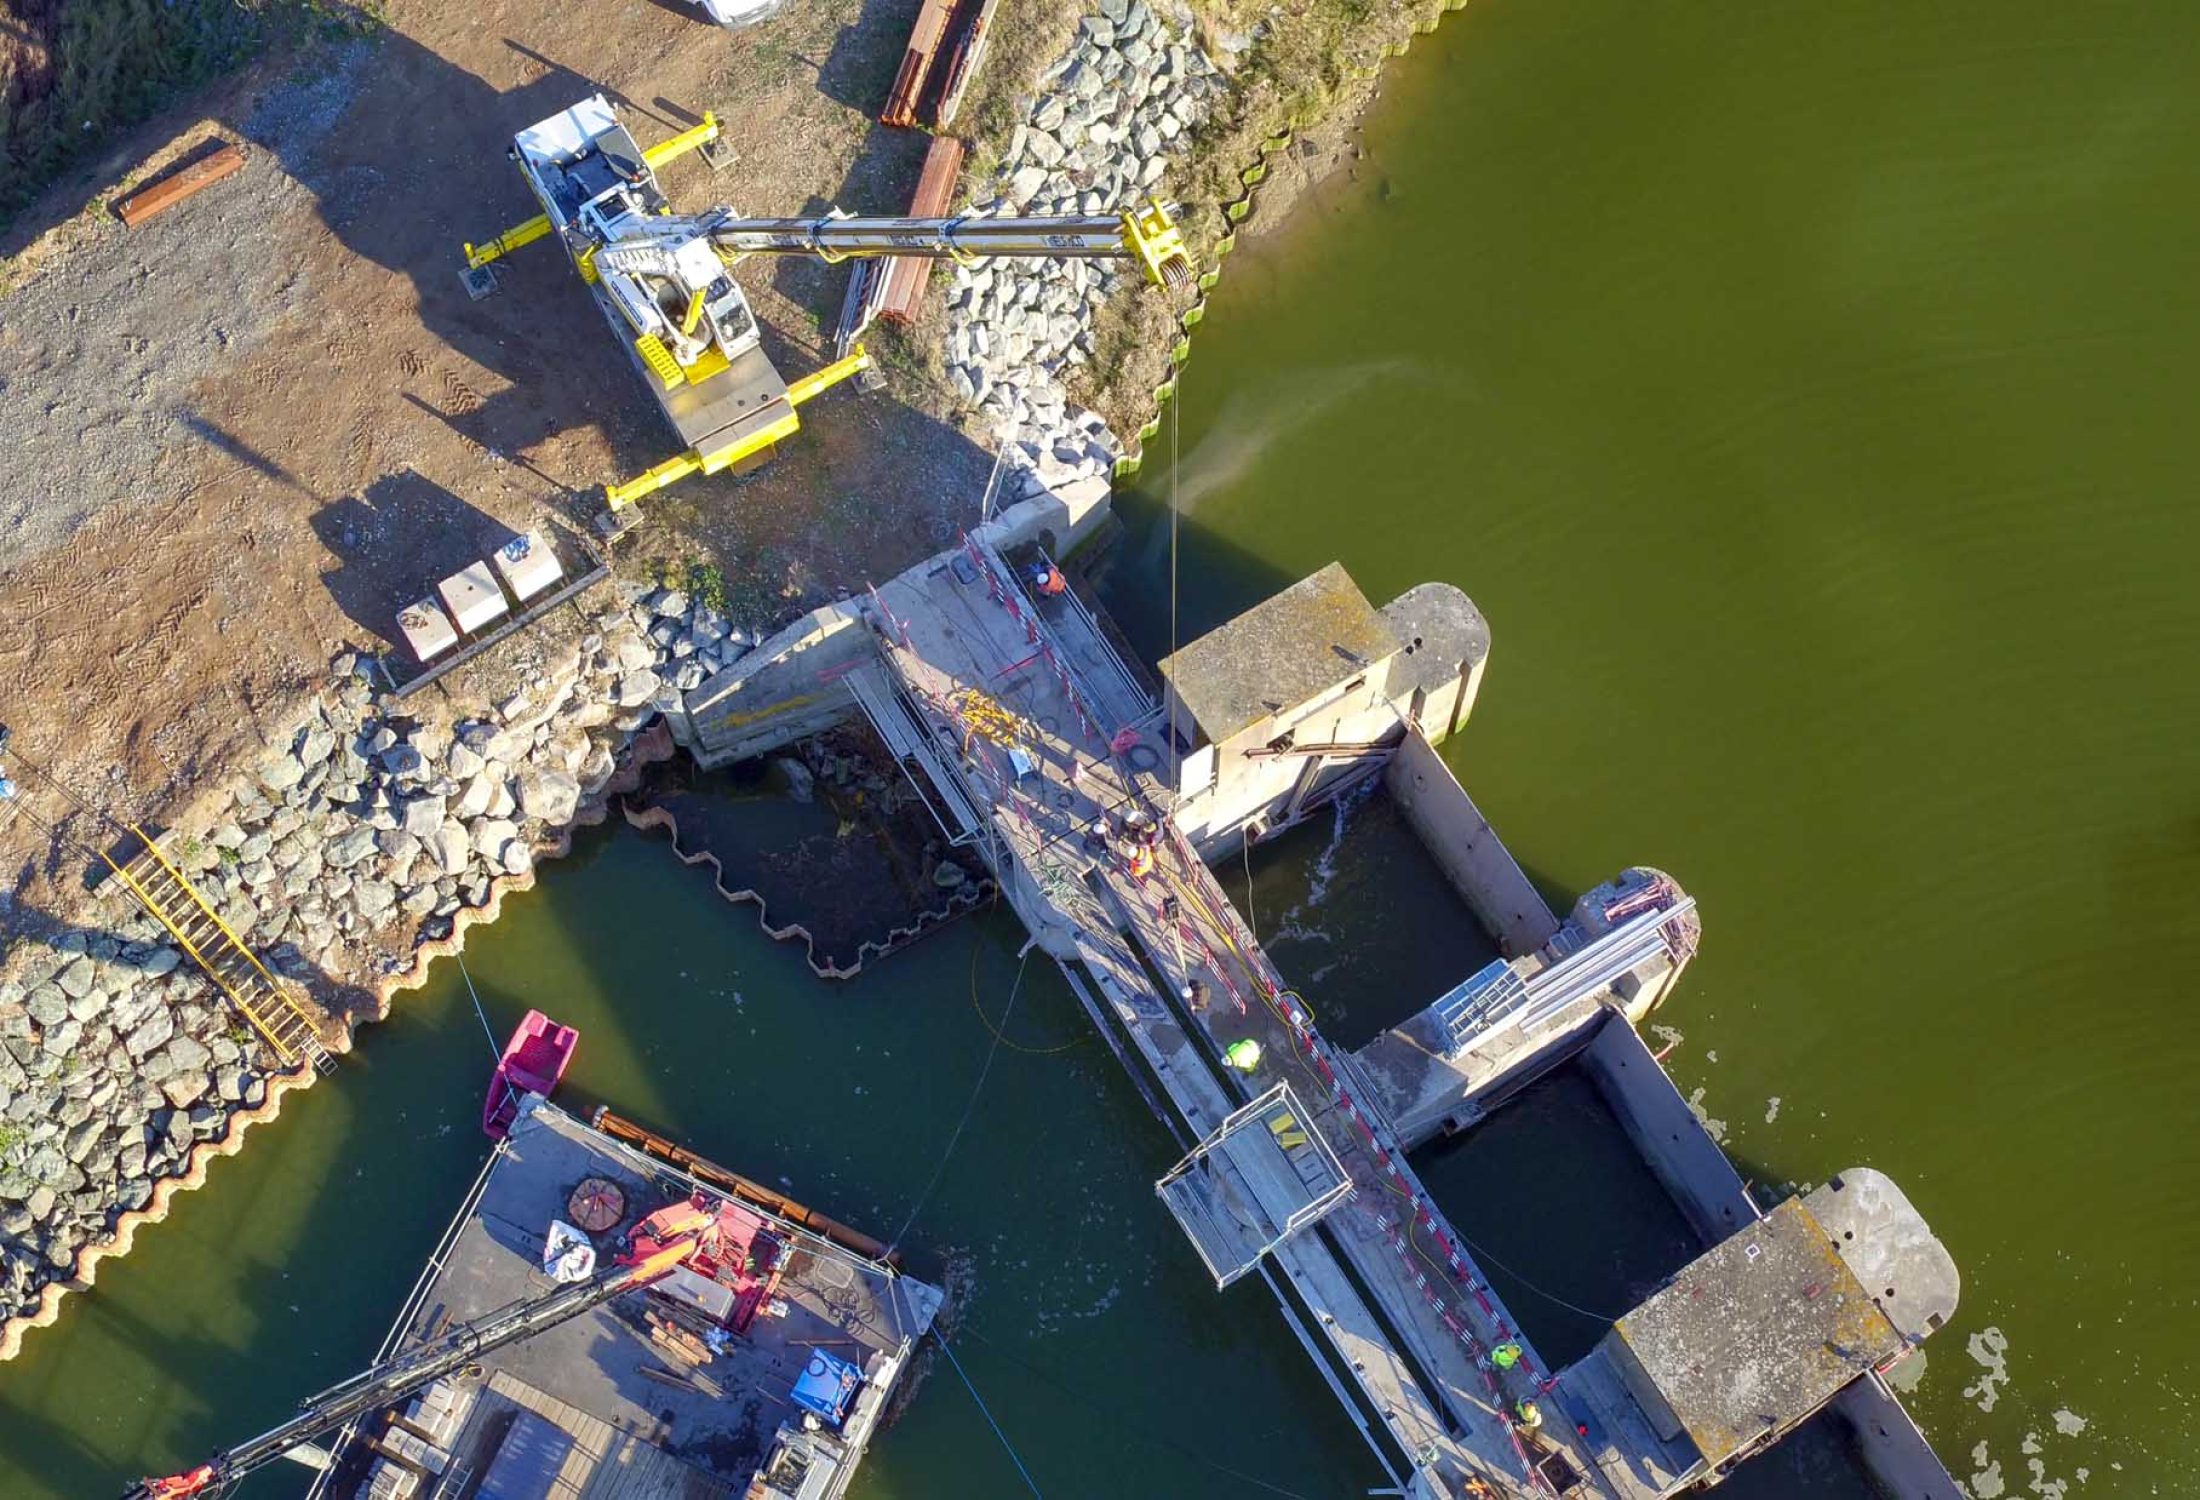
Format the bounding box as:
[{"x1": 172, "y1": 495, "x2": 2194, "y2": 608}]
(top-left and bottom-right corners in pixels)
[{"x1": 304, "y1": 1100, "x2": 942, "y2": 1500}]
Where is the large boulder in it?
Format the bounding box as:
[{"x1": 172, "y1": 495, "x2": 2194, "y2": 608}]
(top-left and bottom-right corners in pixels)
[
  {"x1": 326, "y1": 826, "x2": 379, "y2": 869},
  {"x1": 124, "y1": 1010, "x2": 175, "y2": 1060},
  {"x1": 353, "y1": 879, "x2": 398, "y2": 919},
  {"x1": 517, "y1": 769, "x2": 581, "y2": 825},
  {"x1": 400, "y1": 794, "x2": 447, "y2": 840},
  {"x1": 24, "y1": 987, "x2": 68, "y2": 1028},
  {"x1": 428, "y1": 823, "x2": 471, "y2": 877}
]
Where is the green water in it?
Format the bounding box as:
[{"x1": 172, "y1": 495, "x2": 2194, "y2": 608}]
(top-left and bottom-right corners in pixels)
[
  {"x1": 1105, "y1": 1, "x2": 2200, "y2": 1491},
  {"x1": 0, "y1": 825, "x2": 1378, "y2": 1498},
  {"x1": 5, "y1": 3, "x2": 2197, "y2": 1496}
]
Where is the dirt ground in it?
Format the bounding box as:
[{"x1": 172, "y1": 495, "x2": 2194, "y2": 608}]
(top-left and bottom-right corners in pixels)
[
  {"x1": 0, "y1": 0, "x2": 1035, "y2": 900},
  {"x1": 0, "y1": 0, "x2": 1429, "y2": 934}
]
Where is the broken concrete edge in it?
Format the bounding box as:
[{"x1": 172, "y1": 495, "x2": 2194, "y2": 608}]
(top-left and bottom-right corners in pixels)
[
  {"x1": 0, "y1": 721, "x2": 680, "y2": 1364},
  {"x1": 620, "y1": 801, "x2": 996, "y2": 980}
]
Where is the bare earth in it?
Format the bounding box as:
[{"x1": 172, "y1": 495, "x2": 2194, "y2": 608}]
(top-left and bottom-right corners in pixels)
[{"x1": 0, "y1": 0, "x2": 1004, "y2": 897}]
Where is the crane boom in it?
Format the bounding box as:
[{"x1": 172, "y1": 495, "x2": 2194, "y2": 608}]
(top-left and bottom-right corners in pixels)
[
  {"x1": 699, "y1": 206, "x2": 1192, "y2": 285},
  {"x1": 461, "y1": 94, "x2": 1199, "y2": 521},
  {"x1": 126, "y1": 1232, "x2": 698, "y2": 1500}
]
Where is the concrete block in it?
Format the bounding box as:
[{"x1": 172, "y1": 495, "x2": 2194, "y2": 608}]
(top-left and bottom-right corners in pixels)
[
  {"x1": 438, "y1": 562, "x2": 509, "y2": 634},
  {"x1": 492, "y1": 531, "x2": 564, "y2": 603},
  {"x1": 397, "y1": 598, "x2": 458, "y2": 664}
]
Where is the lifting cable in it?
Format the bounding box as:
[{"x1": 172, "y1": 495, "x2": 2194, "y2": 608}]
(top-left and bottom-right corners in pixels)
[
  {"x1": 1418, "y1": 1214, "x2": 1622, "y2": 1326},
  {"x1": 454, "y1": 952, "x2": 501, "y2": 1060},
  {"x1": 885, "y1": 942, "x2": 1032, "y2": 1257},
  {"x1": 1167, "y1": 361, "x2": 1182, "y2": 786},
  {"x1": 957, "y1": 1323, "x2": 1317, "y2": 1500},
  {"x1": 968, "y1": 925, "x2": 1081, "y2": 1056},
  {"x1": 935, "y1": 1330, "x2": 1046, "y2": 1498}
]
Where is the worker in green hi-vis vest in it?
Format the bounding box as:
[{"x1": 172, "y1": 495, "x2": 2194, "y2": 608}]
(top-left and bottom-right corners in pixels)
[{"x1": 1223, "y1": 1038, "x2": 1262, "y2": 1072}]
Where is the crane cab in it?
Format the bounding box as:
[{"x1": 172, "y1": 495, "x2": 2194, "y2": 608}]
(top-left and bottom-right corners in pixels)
[
  {"x1": 511, "y1": 97, "x2": 766, "y2": 381},
  {"x1": 503, "y1": 95, "x2": 811, "y2": 523}
]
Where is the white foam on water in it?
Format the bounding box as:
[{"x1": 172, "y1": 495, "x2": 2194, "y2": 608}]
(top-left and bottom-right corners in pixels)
[
  {"x1": 1269, "y1": 778, "x2": 1375, "y2": 954},
  {"x1": 1968, "y1": 1441, "x2": 2006, "y2": 1498},
  {"x1": 1764, "y1": 1096, "x2": 1782, "y2": 1124},
  {"x1": 1685, "y1": 1087, "x2": 1727, "y2": 1144},
  {"x1": 2052, "y1": 1408, "x2": 2089, "y2": 1437},
  {"x1": 1964, "y1": 1325, "x2": 2012, "y2": 1413}
]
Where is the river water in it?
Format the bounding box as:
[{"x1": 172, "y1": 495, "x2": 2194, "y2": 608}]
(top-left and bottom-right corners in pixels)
[{"x1": 5, "y1": 2, "x2": 2196, "y2": 1496}]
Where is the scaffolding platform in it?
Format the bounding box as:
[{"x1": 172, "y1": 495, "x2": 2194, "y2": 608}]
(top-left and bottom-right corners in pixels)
[{"x1": 1155, "y1": 1082, "x2": 1351, "y2": 1289}]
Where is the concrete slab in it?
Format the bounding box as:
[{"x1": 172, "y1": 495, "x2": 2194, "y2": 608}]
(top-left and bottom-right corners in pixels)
[
  {"x1": 398, "y1": 596, "x2": 460, "y2": 664},
  {"x1": 1604, "y1": 1199, "x2": 1902, "y2": 1471},
  {"x1": 493, "y1": 530, "x2": 565, "y2": 603},
  {"x1": 1157, "y1": 561, "x2": 1399, "y2": 745}
]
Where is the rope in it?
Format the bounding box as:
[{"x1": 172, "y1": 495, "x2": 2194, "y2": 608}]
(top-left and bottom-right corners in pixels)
[
  {"x1": 1437, "y1": 1220, "x2": 1623, "y2": 1325},
  {"x1": 4, "y1": 742, "x2": 132, "y2": 835},
  {"x1": 969, "y1": 927, "x2": 1081, "y2": 1055},
  {"x1": 887, "y1": 944, "x2": 1031, "y2": 1255},
  {"x1": 958, "y1": 1325, "x2": 1317, "y2": 1498},
  {"x1": 937, "y1": 1332, "x2": 1046, "y2": 1498},
  {"x1": 1240, "y1": 834, "x2": 1257, "y2": 944},
  {"x1": 455, "y1": 952, "x2": 500, "y2": 1059},
  {"x1": 1167, "y1": 362, "x2": 1182, "y2": 786}
]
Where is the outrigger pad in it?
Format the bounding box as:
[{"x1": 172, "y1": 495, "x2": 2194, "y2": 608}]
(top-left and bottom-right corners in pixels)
[
  {"x1": 593, "y1": 505, "x2": 642, "y2": 542},
  {"x1": 698, "y1": 138, "x2": 735, "y2": 174},
  {"x1": 460, "y1": 264, "x2": 499, "y2": 301}
]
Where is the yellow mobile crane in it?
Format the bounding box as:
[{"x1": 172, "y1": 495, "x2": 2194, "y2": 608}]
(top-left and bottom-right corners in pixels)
[{"x1": 463, "y1": 96, "x2": 1190, "y2": 529}]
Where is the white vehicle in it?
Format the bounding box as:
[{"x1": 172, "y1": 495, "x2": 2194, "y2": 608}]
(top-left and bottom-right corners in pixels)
[{"x1": 694, "y1": 0, "x2": 790, "y2": 29}]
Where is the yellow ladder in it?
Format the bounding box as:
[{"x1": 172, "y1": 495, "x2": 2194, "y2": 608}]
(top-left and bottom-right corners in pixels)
[{"x1": 103, "y1": 828, "x2": 333, "y2": 1076}]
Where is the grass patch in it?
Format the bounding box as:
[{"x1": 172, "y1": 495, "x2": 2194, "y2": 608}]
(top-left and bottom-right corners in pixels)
[{"x1": 0, "y1": 0, "x2": 384, "y2": 231}]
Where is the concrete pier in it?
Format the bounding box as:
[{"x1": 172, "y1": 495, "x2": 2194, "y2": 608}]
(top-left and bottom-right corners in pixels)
[
  {"x1": 673, "y1": 530, "x2": 1965, "y2": 1498},
  {"x1": 848, "y1": 540, "x2": 1601, "y2": 1497}
]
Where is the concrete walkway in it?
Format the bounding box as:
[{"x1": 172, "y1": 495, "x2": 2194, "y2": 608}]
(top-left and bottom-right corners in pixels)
[{"x1": 861, "y1": 539, "x2": 1650, "y2": 1500}]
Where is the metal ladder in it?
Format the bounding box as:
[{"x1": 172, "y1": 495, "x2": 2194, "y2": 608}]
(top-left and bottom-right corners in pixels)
[{"x1": 103, "y1": 828, "x2": 334, "y2": 1076}]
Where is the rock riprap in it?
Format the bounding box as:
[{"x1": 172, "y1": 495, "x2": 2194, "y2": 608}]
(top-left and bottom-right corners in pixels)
[
  {"x1": 946, "y1": 0, "x2": 1221, "y2": 497},
  {"x1": 0, "y1": 579, "x2": 757, "y2": 1326}
]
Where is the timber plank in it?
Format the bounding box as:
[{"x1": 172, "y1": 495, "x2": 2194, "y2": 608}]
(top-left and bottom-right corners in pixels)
[{"x1": 115, "y1": 144, "x2": 246, "y2": 228}]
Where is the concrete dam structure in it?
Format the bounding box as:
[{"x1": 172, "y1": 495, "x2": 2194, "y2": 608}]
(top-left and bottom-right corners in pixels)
[{"x1": 669, "y1": 483, "x2": 1963, "y2": 1498}]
